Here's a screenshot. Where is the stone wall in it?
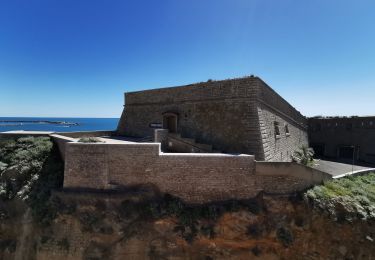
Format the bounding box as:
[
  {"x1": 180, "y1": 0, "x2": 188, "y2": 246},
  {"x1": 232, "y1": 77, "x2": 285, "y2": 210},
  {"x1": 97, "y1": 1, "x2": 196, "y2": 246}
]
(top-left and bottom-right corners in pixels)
[
  {"x1": 309, "y1": 117, "x2": 375, "y2": 164},
  {"x1": 257, "y1": 105, "x2": 309, "y2": 161},
  {"x1": 57, "y1": 130, "x2": 114, "y2": 138},
  {"x1": 50, "y1": 134, "x2": 76, "y2": 161},
  {"x1": 117, "y1": 77, "x2": 263, "y2": 158},
  {"x1": 64, "y1": 142, "x2": 258, "y2": 203},
  {"x1": 254, "y1": 161, "x2": 331, "y2": 193},
  {"x1": 63, "y1": 141, "x2": 331, "y2": 203},
  {"x1": 117, "y1": 76, "x2": 308, "y2": 161}
]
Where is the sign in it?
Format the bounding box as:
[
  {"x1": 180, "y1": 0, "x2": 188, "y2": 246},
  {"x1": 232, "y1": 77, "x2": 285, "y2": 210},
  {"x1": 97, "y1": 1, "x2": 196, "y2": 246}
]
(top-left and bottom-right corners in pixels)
[{"x1": 149, "y1": 123, "x2": 163, "y2": 129}]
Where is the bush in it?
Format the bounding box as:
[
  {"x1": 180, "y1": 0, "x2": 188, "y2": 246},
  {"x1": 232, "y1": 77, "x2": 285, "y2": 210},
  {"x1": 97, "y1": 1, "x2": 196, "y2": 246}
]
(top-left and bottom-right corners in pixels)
[
  {"x1": 305, "y1": 173, "x2": 375, "y2": 221},
  {"x1": 0, "y1": 137, "x2": 64, "y2": 225},
  {"x1": 78, "y1": 137, "x2": 103, "y2": 143},
  {"x1": 292, "y1": 146, "x2": 315, "y2": 166}
]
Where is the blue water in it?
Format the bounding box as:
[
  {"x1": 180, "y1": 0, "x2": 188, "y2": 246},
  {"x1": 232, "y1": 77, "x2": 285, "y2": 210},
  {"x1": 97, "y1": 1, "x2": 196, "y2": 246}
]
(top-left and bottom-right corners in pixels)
[{"x1": 0, "y1": 117, "x2": 119, "y2": 132}]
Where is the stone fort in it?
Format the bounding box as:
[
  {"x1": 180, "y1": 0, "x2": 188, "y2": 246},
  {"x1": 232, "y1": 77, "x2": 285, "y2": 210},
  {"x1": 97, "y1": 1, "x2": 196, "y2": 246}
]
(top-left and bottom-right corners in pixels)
[
  {"x1": 0, "y1": 76, "x2": 336, "y2": 203},
  {"x1": 117, "y1": 76, "x2": 308, "y2": 161}
]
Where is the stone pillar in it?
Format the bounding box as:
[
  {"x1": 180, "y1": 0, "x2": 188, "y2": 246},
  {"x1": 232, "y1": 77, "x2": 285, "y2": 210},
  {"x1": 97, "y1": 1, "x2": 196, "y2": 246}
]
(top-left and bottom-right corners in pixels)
[{"x1": 154, "y1": 129, "x2": 169, "y2": 151}]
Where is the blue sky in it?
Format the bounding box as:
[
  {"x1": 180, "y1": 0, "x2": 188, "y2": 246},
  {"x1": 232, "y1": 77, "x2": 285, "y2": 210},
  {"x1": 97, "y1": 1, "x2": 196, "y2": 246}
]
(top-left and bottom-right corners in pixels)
[{"x1": 0, "y1": 0, "x2": 374, "y2": 117}]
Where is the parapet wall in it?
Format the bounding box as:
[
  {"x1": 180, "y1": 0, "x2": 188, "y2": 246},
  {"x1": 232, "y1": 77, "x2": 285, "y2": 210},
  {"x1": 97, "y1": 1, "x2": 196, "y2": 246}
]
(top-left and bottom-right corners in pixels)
[
  {"x1": 63, "y1": 141, "x2": 331, "y2": 203},
  {"x1": 64, "y1": 142, "x2": 257, "y2": 203},
  {"x1": 124, "y1": 77, "x2": 259, "y2": 106},
  {"x1": 50, "y1": 134, "x2": 76, "y2": 161},
  {"x1": 56, "y1": 130, "x2": 115, "y2": 138},
  {"x1": 254, "y1": 162, "x2": 331, "y2": 194}
]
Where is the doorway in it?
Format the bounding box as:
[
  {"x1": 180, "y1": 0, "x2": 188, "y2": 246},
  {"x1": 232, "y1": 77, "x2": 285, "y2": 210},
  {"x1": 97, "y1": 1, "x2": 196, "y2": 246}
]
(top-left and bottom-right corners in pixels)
[
  {"x1": 338, "y1": 146, "x2": 355, "y2": 159},
  {"x1": 163, "y1": 113, "x2": 178, "y2": 133}
]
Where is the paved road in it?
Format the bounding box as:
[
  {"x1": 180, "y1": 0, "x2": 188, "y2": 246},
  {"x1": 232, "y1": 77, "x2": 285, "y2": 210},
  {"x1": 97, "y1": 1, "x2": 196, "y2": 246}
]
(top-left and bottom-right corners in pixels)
[{"x1": 313, "y1": 160, "x2": 374, "y2": 177}]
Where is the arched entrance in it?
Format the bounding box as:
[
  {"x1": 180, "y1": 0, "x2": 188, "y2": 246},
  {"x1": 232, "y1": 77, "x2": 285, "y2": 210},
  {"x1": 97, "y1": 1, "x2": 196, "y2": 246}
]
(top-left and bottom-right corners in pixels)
[{"x1": 162, "y1": 112, "x2": 178, "y2": 133}]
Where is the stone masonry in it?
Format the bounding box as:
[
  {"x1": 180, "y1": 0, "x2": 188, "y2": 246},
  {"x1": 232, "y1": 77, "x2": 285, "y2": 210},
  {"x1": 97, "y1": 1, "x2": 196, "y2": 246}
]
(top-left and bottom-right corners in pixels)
[
  {"x1": 309, "y1": 116, "x2": 375, "y2": 164},
  {"x1": 117, "y1": 76, "x2": 308, "y2": 161},
  {"x1": 63, "y1": 141, "x2": 330, "y2": 203}
]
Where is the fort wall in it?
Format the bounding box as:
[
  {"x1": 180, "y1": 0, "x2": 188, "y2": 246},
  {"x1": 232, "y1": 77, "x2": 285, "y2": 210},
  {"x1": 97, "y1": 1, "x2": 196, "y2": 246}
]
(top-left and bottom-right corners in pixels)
[
  {"x1": 117, "y1": 77, "x2": 308, "y2": 161},
  {"x1": 63, "y1": 142, "x2": 330, "y2": 203},
  {"x1": 57, "y1": 130, "x2": 114, "y2": 138},
  {"x1": 258, "y1": 105, "x2": 309, "y2": 161},
  {"x1": 118, "y1": 77, "x2": 263, "y2": 157},
  {"x1": 255, "y1": 162, "x2": 331, "y2": 193},
  {"x1": 64, "y1": 142, "x2": 258, "y2": 203},
  {"x1": 309, "y1": 117, "x2": 375, "y2": 164},
  {"x1": 50, "y1": 134, "x2": 76, "y2": 161}
]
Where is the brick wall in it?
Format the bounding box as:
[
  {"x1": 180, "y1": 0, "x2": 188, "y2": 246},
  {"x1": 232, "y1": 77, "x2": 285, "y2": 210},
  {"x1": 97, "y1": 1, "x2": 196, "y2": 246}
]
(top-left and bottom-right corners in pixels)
[
  {"x1": 254, "y1": 162, "x2": 331, "y2": 193},
  {"x1": 64, "y1": 142, "x2": 258, "y2": 203},
  {"x1": 50, "y1": 134, "x2": 76, "y2": 161},
  {"x1": 63, "y1": 142, "x2": 331, "y2": 203},
  {"x1": 57, "y1": 131, "x2": 115, "y2": 138}
]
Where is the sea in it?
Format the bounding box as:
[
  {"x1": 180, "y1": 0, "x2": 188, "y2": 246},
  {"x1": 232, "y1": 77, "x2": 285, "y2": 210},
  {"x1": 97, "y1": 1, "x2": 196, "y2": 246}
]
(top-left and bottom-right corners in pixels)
[{"x1": 0, "y1": 117, "x2": 119, "y2": 133}]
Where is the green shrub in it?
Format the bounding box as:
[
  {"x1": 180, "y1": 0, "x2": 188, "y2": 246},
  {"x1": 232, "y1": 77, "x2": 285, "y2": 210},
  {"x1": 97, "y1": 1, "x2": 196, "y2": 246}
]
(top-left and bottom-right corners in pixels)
[
  {"x1": 292, "y1": 146, "x2": 315, "y2": 166},
  {"x1": 78, "y1": 137, "x2": 103, "y2": 143},
  {"x1": 305, "y1": 173, "x2": 375, "y2": 221},
  {"x1": 0, "y1": 137, "x2": 64, "y2": 225}
]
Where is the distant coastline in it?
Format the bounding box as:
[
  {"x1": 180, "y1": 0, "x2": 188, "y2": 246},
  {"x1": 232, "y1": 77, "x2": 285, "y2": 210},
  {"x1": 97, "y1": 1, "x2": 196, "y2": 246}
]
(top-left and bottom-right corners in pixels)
[
  {"x1": 0, "y1": 117, "x2": 119, "y2": 133},
  {"x1": 0, "y1": 120, "x2": 79, "y2": 127}
]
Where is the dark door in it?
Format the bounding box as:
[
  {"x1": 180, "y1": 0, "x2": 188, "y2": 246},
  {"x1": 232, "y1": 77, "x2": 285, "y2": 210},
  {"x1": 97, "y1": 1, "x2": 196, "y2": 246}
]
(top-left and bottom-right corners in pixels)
[
  {"x1": 339, "y1": 146, "x2": 354, "y2": 159},
  {"x1": 166, "y1": 116, "x2": 177, "y2": 133}
]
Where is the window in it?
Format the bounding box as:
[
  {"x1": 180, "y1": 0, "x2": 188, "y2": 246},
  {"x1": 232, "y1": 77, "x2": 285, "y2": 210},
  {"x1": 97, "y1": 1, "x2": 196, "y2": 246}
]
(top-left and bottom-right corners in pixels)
[
  {"x1": 285, "y1": 124, "x2": 290, "y2": 136},
  {"x1": 274, "y1": 121, "x2": 280, "y2": 138},
  {"x1": 346, "y1": 123, "x2": 352, "y2": 130}
]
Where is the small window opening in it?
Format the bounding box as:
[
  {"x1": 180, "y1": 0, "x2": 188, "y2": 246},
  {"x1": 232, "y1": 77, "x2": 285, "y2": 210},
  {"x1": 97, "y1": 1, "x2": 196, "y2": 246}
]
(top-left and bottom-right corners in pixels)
[
  {"x1": 274, "y1": 121, "x2": 280, "y2": 138},
  {"x1": 285, "y1": 124, "x2": 290, "y2": 136}
]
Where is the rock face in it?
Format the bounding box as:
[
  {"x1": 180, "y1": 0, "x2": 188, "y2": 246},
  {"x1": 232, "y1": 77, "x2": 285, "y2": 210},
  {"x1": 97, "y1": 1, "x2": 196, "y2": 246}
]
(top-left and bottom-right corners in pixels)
[{"x1": 0, "y1": 192, "x2": 374, "y2": 260}]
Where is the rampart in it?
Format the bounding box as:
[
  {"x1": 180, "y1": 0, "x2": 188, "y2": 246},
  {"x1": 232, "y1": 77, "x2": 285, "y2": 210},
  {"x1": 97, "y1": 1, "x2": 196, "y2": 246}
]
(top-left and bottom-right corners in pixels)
[{"x1": 63, "y1": 141, "x2": 330, "y2": 203}]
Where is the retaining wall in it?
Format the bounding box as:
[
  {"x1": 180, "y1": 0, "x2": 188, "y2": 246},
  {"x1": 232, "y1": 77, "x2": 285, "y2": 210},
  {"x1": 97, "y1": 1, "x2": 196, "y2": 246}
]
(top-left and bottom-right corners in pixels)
[
  {"x1": 63, "y1": 141, "x2": 332, "y2": 203},
  {"x1": 254, "y1": 162, "x2": 331, "y2": 194},
  {"x1": 64, "y1": 142, "x2": 257, "y2": 203},
  {"x1": 50, "y1": 134, "x2": 76, "y2": 161},
  {"x1": 56, "y1": 130, "x2": 115, "y2": 138}
]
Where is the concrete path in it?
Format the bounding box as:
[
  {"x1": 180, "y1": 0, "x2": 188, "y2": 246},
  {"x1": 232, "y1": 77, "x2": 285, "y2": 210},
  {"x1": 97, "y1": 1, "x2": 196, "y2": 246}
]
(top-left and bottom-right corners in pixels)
[{"x1": 313, "y1": 159, "x2": 375, "y2": 178}]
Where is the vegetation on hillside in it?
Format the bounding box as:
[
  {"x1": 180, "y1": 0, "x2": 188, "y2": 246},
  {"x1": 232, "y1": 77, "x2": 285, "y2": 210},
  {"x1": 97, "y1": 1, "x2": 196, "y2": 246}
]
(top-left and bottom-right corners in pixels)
[
  {"x1": 0, "y1": 137, "x2": 64, "y2": 224},
  {"x1": 305, "y1": 173, "x2": 375, "y2": 221}
]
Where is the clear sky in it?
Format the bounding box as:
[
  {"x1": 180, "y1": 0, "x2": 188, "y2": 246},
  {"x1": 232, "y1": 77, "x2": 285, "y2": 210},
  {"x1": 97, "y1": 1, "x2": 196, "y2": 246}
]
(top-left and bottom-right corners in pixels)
[{"x1": 0, "y1": 0, "x2": 374, "y2": 118}]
